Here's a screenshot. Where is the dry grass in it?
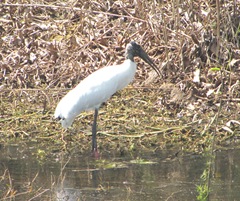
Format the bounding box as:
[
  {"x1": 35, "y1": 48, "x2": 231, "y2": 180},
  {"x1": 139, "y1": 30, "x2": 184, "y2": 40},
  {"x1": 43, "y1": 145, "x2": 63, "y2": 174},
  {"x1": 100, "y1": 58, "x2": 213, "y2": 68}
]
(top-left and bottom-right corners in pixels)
[
  {"x1": 1, "y1": 1, "x2": 240, "y2": 199},
  {"x1": 0, "y1": 0, "x2": 240, "y2": 153}
]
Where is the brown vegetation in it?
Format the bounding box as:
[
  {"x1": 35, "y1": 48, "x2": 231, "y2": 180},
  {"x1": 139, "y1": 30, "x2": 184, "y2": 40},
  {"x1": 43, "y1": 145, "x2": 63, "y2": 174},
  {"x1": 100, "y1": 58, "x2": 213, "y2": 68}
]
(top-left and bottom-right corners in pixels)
[{"x1": 0, "y1": 0, "x2": 240, "y2": 153}]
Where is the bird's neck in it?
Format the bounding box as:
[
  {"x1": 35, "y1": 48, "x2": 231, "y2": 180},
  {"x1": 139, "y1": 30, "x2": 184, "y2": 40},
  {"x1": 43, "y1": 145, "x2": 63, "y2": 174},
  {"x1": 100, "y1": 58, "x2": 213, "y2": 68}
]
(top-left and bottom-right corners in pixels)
[
  {"x1": 124, "y1": 59, "x2": 137, "y2": 70},
  {"x1": 125, "y1": 52, "x2": 134, "y2": 62}
]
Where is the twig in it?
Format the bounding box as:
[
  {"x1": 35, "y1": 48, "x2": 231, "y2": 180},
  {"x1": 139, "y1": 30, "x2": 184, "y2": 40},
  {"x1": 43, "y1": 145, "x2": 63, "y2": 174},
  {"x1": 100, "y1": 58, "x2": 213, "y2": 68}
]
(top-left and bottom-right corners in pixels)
[{"x1": 1, "y1": 3, "x2": 146, "y2": 22}]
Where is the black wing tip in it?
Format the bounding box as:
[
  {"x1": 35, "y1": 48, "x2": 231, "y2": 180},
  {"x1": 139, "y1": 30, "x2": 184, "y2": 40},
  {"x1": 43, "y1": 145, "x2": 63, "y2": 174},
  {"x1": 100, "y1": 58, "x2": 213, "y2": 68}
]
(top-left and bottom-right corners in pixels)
[{"x1": 55, "y1": 116, "x2": 65, "y2": 121}]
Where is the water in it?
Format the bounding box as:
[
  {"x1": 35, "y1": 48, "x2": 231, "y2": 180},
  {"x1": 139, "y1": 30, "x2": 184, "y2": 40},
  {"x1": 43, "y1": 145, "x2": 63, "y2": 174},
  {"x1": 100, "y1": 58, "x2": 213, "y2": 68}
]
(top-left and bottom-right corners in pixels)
[{"x1": 0, "y1": 143, "x2": 240, "y2": 200}]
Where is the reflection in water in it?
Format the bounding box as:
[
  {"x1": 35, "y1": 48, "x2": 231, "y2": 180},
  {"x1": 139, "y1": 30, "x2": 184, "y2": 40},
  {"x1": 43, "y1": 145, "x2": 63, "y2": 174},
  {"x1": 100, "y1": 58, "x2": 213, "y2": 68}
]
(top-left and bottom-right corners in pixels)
[{"x1": 0, "y1": 143, "x2": 240, "y2": 200}]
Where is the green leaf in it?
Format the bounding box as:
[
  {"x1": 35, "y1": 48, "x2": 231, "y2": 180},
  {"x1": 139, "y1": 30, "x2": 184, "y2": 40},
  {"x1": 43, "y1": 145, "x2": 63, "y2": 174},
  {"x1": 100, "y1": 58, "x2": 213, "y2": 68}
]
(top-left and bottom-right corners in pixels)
[{"x1": 210, "y1": 67, "x2": 220, "y2": 71}]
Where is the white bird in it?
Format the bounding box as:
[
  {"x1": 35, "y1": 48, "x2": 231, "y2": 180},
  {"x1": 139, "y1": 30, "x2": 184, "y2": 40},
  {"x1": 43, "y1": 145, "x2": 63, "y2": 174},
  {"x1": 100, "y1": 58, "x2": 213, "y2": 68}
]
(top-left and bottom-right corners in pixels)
[{"x1": 54, "y1": 41, "x2": 162, "y2": 157}]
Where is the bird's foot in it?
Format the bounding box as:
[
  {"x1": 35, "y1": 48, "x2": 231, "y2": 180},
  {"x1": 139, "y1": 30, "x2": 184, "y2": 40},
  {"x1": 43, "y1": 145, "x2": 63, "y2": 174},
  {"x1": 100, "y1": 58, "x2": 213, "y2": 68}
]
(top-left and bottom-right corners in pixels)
[{"x1": 92, "y1": 148, "x2": 100, "y2": 159}]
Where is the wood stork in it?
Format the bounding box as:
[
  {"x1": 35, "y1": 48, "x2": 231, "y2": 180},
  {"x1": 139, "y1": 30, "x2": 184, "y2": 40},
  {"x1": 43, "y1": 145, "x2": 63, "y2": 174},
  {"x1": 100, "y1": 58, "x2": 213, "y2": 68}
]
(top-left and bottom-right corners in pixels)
[{"x1": 54, "y1": 41, "x2": 161, "y2": 157}]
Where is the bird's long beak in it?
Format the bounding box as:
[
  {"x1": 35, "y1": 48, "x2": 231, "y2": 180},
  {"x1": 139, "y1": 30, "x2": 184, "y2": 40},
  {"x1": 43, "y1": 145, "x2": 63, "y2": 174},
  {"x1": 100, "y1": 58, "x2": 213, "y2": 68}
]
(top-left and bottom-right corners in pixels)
[{"x1": 139, "y1": 48, "x2": 163, "y2": 78}]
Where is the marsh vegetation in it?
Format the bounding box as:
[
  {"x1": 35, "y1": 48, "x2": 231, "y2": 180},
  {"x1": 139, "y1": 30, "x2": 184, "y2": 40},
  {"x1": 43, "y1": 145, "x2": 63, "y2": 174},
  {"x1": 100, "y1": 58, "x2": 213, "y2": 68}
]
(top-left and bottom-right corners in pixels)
[{"x1": 0, "y1": 0, "x2": 240, "y2": 200}]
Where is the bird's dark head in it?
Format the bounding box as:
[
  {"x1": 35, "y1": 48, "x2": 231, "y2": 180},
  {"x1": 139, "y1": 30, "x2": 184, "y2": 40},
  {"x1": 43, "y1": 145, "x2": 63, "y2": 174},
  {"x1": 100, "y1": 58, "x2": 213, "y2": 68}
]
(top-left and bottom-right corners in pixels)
[
  {"x1": 125, "y1": 41, "x2": 162, "y2": 77},
  {"x1": 125, "y1": 41, "x2": 142, "y2": 61}
]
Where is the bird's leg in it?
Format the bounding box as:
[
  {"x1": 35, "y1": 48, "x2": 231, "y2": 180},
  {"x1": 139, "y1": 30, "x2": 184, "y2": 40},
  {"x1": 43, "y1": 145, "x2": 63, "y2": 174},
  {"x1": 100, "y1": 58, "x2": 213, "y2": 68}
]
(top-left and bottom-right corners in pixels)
[{"x1": 92, "y1": 108, "x2": 99, "y2": 158}]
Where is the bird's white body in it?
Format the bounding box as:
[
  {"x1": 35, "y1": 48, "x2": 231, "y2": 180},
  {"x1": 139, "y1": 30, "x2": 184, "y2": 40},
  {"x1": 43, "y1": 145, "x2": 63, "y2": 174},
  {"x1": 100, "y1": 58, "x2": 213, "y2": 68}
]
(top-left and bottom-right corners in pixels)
[{"x1": 54, "y1": 59, "x2": 137, "y2": 128}]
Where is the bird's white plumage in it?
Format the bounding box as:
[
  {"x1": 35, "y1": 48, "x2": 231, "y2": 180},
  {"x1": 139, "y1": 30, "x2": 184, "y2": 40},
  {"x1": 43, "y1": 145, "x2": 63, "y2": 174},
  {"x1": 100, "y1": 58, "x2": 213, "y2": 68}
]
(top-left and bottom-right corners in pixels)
[{"x1": 54, "y1": 59, "x2": 137, "y2": 128}]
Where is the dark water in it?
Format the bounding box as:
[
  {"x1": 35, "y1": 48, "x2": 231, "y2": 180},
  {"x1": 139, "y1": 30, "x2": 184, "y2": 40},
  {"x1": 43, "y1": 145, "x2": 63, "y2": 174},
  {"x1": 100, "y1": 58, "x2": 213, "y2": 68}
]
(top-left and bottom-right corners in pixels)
[{"x1": 0, "y1": 143, "x2": 240, "y2": 201}]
